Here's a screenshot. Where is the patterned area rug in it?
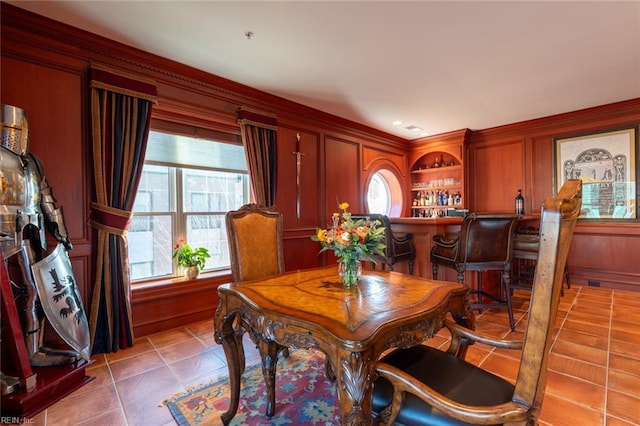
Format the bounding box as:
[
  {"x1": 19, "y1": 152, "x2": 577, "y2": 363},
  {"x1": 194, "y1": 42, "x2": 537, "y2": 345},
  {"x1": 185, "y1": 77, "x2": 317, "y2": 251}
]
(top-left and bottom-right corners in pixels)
[{"x1": 164, "y1": 349, "x2": 340, "y2": 425}]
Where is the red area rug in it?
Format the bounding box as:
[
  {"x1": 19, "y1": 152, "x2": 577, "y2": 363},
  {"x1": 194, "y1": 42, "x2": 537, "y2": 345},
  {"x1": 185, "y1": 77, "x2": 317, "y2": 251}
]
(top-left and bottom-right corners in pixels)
[{"x1": 164, "y1": 350, "x2": 340, "y2": 425}]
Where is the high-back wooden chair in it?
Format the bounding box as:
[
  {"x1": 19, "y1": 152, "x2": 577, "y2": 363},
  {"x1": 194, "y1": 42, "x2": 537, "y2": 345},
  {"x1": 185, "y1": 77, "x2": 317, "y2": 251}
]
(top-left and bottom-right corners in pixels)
[
  {"x1": 373, "y1": 179, "x2": 582, "y2": 426},
  {"x1": 225, "y1": 203, "x2": 288, "y2": 361},
  {"x1": 351, "y1": 214, "x2": 416, "y2": 274},
  {"x1": 431, "y1": 213, "x2": 521, "y2": 330},
  {"x1": 226, "y1": 203, "x2": 285, "y2": 282}
]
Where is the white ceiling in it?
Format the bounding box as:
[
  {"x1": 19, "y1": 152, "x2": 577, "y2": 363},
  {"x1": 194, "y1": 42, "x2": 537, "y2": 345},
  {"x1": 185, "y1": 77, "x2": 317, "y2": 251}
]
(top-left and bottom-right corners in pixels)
[{"x1": 6, "y1": 1, "x2": 640, "y2": 139}]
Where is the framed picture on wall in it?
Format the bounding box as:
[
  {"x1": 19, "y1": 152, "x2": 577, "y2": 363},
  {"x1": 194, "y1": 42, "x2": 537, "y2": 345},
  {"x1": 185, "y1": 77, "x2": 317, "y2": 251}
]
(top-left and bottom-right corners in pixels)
[{"x1": 553, "y1": 126, "x2": 638, "y2": 221}]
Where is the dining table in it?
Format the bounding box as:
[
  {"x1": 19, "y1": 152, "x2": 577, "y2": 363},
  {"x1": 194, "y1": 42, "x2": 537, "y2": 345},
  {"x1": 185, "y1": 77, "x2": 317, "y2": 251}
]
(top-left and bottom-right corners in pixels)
[{"x1": 213, "y1": 265, "x2": 474, "y2": 426}]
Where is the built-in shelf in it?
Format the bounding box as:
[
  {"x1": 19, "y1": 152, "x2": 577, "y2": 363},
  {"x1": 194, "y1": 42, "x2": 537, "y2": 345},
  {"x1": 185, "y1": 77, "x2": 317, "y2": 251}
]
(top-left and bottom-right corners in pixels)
[
  {"x1": 411, "y1": 164, "x2": 462, "y2": 174},
  {"x1": 410, "y1": 150, "x2": 465, "y2": 217}
]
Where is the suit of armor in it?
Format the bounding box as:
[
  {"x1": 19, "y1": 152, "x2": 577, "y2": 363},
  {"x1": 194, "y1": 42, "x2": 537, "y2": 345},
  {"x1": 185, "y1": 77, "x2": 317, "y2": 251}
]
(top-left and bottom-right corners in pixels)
[{"x1": 1, "y1": 104, "x2": 79, "y2": 370}]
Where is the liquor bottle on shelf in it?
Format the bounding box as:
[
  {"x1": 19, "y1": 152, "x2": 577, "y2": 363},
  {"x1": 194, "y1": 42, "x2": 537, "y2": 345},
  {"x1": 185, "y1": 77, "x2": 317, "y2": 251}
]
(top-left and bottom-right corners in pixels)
[
  {"x1": 455, "y1": 192, "x2": 462, "y2": 205},
  {"x1": 515, "y1": 189, "x2": 525, "y2": 215}
]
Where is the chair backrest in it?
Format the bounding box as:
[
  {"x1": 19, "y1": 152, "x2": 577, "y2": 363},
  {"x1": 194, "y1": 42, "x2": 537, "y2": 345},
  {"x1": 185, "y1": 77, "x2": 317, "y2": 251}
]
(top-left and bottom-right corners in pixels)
[
  {"x1": 225, "y1": 203, "x2": 285, "y2": 282},
  {"x1": 514, "y1": 179, "x2": 582, "y2": 411},
  {"x1": 456, "y1": 213, "x2": 520, "y2": 269}
]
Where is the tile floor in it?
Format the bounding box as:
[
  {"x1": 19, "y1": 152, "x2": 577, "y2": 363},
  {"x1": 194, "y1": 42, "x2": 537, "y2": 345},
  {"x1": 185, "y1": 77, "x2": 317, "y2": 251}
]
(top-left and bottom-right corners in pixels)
[{"x1": 16, "y1": 284, "x2": 640, "y2": 425}]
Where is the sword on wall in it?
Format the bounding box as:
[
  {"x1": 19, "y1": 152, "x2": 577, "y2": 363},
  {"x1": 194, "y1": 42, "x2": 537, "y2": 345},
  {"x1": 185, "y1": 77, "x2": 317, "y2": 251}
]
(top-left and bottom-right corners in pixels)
[{"x1": 291, "y1": 133, "x2": 305, "y2": 219}]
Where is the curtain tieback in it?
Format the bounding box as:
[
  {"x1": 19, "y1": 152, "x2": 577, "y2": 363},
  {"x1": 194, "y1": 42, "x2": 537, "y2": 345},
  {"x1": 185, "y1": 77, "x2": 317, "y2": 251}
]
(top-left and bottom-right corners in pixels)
[{"x1": 89, "y1": 202, "x2": 133, "y2": 236}]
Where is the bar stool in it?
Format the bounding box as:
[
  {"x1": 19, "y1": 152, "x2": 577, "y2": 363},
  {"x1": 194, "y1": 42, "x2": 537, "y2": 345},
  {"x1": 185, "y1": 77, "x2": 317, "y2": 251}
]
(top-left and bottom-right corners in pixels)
[
  {"x1": 351, "y1": 214, "x2": 416, "y2": 274},
  {"x1": 512, "y1": 229, "x2": 570, "y2": 296},
  {"x1": 431, "y1": 213, "x2": 521, "y2": 331}
]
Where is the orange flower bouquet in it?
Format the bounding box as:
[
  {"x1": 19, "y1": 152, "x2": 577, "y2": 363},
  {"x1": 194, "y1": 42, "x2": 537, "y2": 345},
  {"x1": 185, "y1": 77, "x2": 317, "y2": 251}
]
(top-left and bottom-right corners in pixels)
[{"x1": 311, "y1": 202, "x2": 385, "y2": 286}]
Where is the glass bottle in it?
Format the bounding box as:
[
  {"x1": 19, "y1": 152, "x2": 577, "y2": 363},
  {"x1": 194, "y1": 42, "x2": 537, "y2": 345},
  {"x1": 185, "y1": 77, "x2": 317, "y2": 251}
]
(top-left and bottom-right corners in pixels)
[{"x1": 515, "y1": 189, "x2": 525, "y2": 215}]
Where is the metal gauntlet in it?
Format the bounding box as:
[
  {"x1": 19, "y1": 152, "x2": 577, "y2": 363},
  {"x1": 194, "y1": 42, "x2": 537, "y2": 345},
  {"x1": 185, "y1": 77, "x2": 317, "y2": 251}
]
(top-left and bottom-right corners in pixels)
[{"x1": 40, "y1": 180, "x2": 72, "y2": 251}]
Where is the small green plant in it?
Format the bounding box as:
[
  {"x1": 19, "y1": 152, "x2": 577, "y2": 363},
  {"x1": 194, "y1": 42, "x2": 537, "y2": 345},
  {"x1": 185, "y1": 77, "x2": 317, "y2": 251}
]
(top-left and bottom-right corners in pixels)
[{"x1": 173, "y1": 240, "x2": 210, "y2": 271}]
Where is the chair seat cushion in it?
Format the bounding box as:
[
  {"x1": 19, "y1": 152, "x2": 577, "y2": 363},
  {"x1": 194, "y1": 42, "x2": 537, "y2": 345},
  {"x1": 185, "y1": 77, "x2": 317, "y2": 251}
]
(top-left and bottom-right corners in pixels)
[
  {"x1": 373, "y1": 345, "x2": 515, "y2": 426},
  {"x1": 392, "y1": 240, "x2": 416, "y2": 260},
  {"x1": 430, "y1": 248, "x2": 457, "y2": 269},
  {"x1": 513, "y1": 233, "x2": 540, "y2": 253}
]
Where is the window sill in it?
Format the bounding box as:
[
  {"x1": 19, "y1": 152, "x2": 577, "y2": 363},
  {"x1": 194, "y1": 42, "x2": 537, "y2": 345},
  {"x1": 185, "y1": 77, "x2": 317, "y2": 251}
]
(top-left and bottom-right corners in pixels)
[
  {"x1": 130, "y1": 270, "x2": 230, "y2": 337},
  {"x1": 132, "y1": 269, "x2": 232, "y2": 290}
]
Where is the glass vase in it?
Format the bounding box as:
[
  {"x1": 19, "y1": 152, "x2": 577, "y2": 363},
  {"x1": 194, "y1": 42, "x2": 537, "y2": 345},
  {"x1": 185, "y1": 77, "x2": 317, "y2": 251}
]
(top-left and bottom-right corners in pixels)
[{"x1": 338, "y1": 254, "x2": 362, "y2": 287}]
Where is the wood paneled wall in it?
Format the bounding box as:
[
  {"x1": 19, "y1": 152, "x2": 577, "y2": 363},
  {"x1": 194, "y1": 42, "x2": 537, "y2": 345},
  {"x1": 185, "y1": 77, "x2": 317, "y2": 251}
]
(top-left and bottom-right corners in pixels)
[
  {"x1": 467, "y1": 100, "x2": 640, "y2": 290},
  {"x1": 1, "y1": 4, "x2": 638, "y2": 341},
  {"x1": 1, "y1": 4, "x2": 408, "y2": 338}
]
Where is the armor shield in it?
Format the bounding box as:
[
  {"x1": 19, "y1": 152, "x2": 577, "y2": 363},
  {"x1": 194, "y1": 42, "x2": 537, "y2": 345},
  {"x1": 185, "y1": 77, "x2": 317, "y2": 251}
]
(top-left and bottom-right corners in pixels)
[{"x1": 30, "y1": 244, "x2": 90, "y2": 361}]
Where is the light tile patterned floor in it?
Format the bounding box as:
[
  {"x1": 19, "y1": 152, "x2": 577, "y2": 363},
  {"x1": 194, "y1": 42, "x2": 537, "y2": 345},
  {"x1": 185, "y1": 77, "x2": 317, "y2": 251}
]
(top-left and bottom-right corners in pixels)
[{"x1": 22, "y1": 285, "x2": 640, "y2": 425}]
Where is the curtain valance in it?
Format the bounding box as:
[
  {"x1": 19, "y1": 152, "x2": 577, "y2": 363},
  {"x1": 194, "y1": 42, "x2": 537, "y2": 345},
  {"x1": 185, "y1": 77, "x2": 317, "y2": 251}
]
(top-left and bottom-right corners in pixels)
[
  {"x1": 237, "y1": 106, "x2": 277, "y2": 130},
  {"x1": 89, "y1": 64, "x2": 157, "y2": 103}
]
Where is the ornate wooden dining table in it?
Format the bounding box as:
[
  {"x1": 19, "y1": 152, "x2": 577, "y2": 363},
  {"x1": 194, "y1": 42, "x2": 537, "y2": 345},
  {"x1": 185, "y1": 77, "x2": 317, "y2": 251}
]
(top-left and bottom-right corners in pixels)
[{"x1": 213, "y1": 265, "x2": 474, "y2": 425}]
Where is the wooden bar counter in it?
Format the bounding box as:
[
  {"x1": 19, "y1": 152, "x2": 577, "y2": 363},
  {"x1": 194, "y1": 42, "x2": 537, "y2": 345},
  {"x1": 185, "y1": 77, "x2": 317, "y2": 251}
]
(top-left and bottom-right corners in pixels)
[{"x1": 387, "y1": 217, "x2": 464, "y2": 281}]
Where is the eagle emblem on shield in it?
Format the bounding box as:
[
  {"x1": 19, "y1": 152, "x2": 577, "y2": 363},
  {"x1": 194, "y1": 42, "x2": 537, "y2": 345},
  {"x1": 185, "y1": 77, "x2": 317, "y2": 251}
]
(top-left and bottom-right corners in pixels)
[{"x1": 31, "y1": 243, "x2": 90, "y2": 361}]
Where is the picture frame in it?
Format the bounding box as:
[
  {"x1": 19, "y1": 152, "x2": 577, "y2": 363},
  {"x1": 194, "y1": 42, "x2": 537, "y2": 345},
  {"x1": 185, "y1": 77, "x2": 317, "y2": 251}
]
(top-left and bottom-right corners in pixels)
[{"x1": 553, "y1": 126, "x2": 638, "y2": 221}]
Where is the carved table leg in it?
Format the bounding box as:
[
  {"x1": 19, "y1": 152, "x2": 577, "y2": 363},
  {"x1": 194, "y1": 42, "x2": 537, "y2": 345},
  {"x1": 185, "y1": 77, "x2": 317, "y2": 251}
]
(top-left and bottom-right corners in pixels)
[
  {"x1": 215, "y1": 312, "x2": 245, "y2": 425},
  {"x1": 325, "y1": 357, "x2": 336, "y2": 382},
  {"x1": 448, "y1": 293, "x2": 476, "y2": 358},
  {"x1": 256, "y1": 339, "x2": 283, "y2": 417},
  {"x1": 335, "y1": 350, "x2": 375, "y2": 426}
]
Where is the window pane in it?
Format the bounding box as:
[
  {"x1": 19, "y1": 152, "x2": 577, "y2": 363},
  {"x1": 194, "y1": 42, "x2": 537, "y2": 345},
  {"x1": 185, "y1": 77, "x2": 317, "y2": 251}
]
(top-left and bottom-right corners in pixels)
[
  {"x1": 134, "y1": 165, "x2": 172, "y2": 212},
  {"x1": 183, "y1": 170, "x2": 248, "y2": 213},
  {"x1": 129, "y1": 215, "x2": 173, "y2": 280},
  {"x1": 186, "y1": 214, "x2": 229, "y2": 269},
  {"x1": 367, "y1": 172, "x2": 391, "y2": 215}
]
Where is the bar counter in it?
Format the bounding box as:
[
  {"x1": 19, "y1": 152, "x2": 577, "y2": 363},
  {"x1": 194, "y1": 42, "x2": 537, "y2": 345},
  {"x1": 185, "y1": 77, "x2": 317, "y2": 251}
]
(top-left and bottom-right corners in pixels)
[
  {"x1": 387, "y1": 215, "x2": 541, "y2": 282},
  {"x1": 387, "y1": 216, "x2": 464, "y2": 280}
]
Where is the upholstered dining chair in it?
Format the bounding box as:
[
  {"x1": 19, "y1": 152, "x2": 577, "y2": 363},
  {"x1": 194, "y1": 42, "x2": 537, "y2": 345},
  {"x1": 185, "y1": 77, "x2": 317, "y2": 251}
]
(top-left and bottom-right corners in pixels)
[
  {"x1": 351, "y1": 214, "x2": 416, "y2": 274},
  {"x1": 225, "y1": 203, "x2": 288, "y2": 357},
  {"x1": 430, "y1": 213, "x2": 521, "y2": 330},
  {"x1": 226, "y1": 203, "x2": 285, "y2": 283},
  {"x1": 373, "y1": 179, "x2": 582, "y2": 426}
]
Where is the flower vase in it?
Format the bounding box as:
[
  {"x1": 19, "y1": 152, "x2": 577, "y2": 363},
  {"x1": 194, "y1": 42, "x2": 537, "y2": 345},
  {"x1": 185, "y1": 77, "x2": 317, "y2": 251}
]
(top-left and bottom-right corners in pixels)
[
  {"x1": 184, "y1": 266, "x2": 200, "y2": 279},
  {"x1": 338, "y1": 255, "x2": 362, "y2": 287}
]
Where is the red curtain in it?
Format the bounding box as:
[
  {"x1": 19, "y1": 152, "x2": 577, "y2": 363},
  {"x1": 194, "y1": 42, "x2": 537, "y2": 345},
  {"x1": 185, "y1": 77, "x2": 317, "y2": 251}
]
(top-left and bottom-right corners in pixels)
[
  {"x1": 88, "y1": 65, "x2": 157, "y2": 353},
  {"x1": 237, "y1": 107, "x2": 278, "y2": 207}
]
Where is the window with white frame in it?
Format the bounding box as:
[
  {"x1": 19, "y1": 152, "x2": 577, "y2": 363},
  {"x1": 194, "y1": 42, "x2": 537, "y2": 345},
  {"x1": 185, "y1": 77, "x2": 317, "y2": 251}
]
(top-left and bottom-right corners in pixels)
[
  {"x1": 129, "y1": 130, "x2": 250, "y2": 281},
  {"x1": 365, "y1": 168, "x2": 404, "y2": 217}
]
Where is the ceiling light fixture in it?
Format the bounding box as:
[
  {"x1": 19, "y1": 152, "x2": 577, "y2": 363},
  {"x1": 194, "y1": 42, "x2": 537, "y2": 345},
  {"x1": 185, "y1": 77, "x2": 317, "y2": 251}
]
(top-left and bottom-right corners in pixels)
[
  {"x1": 392, "y1": 120, "x2": 403, "y2": 126},
  {"x1": 405, "y1": 125, "x2": 423, "y2": 133}
]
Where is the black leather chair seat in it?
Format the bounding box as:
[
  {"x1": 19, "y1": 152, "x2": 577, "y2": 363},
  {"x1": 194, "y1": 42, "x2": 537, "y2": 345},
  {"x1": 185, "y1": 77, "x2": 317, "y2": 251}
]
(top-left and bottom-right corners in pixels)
[{"x1": 373, "y1": 346, "x2": 514, "y2": 426}]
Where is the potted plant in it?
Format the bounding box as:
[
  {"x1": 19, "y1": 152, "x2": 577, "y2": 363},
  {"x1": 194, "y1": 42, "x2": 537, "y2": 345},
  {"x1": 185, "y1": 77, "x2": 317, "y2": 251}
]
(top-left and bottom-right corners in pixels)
[{"x1": 173, "y1": 240, "x2": 211, "y2": 279}]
